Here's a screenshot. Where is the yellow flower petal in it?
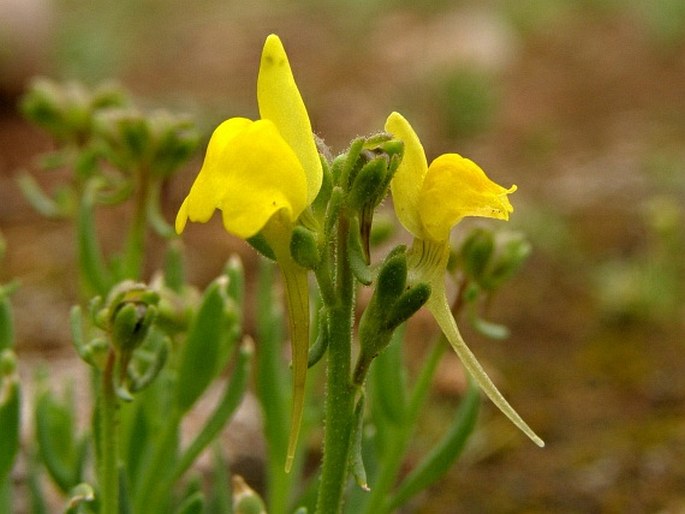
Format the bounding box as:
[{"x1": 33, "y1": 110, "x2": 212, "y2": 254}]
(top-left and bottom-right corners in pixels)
[
  {"x1": 177, "y1": 118, "x2": 307, "y2": 239},
  {"x1": 419, "y1": 153, "x2": 516, "y2": 242},
  {"x1": 258, "y1": 34, "x2": 322, "y2": 204},
  {"x1": 385, "y1": 112, "x2": 429, "y2": 239}
]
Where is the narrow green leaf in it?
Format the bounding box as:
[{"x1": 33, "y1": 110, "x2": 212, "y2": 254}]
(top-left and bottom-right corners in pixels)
[
  {"x1": 78, "y1": 179, "x2": 113, "y2": 296},
  {"x1": 369, "y1": 328, "x2": 407, "y2": 426},
  {"x1": 0, "y1": 351, "x2": 20, "y2": 485},
  {"x1": 0, "y1": 297, "x2": 14, "y2": 352},
  {"x1": 388, "y1": 381, "x2": 480, "y2": 511},
  {"x1": 163, "y1": 240, "x2": 185, "y2": 293},
  {"x1": 35, "y1": 389, "x2": 82, "y2": 493},
  {"x1": 172, "y1": 340, "x2": 252, "y2": 483},
  {"x1": 254, "y1": 260, "x2": 290, "y2": 513},
  {"x1": 174, "y1": 491, "x2": 204, "y2": 514},
  {"x1": 206, "y1": 447, "x2": 232, "y2": 514},
  {"x1": 16, "y1": 172, "x2": 64, "y2": 218},
  {"x1": 175, "y1": 278, "x2": 228, "y2": 413}
]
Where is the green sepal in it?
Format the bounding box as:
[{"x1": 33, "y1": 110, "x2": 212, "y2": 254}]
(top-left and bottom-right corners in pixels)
[
  {"x1": 384, "y1": 282, "x2": 431, "y2": 331},
  {"x1": 324, "y1": 186, "x2": 344, "y2": 238},
  {"x1": 175, "y1": 277, "x2": 231, "y2": 413},
  {"x1": 290, "y1": 225, "x2": 321, "y2": 269},
  {"x1": 348, "y1": 217, "x2": 372, "y2": 285},
  {"x1": 0, "y1": 350, "x2": 20, "y2": 485},
  {"x1": 338, "y1": 137, "x2": 365, "y2": 189},
  {"x1": 247, "y1": 233, "x2": 276, "y2": 261}
]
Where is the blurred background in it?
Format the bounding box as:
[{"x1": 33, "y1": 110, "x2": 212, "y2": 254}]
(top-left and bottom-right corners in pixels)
[{"x1": 1, "y1": 0, "x2": 684, "y2": 512}]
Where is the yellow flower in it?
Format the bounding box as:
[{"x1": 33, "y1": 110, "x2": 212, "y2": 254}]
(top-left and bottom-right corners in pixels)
[
  {"x1": 176, "y1": 34, "x2": 322, "y2": 471},
  {"x1": 385, "y1": 111, "x2": 544, "y2": 448},
  {"x1": 175, "y1": 34, "x2": 322, "y2": 238}
]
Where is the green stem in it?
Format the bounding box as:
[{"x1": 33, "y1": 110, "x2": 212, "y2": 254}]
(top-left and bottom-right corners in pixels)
[
  {"x1": 121, "y1": 167, "x2": 152, "y2": 280},
  {"x1": 99, "y1": 350, "x2": 120, "y2": 514},
  {"x1": 315, "y1": 214, "x2": 356, "y2": 514}
]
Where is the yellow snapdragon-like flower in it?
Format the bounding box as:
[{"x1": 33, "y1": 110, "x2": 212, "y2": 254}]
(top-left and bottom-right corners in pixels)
[
  {"x1": 176, "y1": 34, "x2": 322, "y2": 237},
  {"x1": 386, "y1": 111, "x2": 544, "y2": 448},
  {"x1": 176, "y1": 34, "x2": 323, "y2": 471}
]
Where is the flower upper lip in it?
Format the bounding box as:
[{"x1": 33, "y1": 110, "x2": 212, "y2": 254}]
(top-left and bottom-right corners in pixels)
[
  {"x1": 385, "y1": 111, "x2": 516, "y2": 243},
  {"x1": 175, "y1": 34, "x2": 322, "y2": 239}
]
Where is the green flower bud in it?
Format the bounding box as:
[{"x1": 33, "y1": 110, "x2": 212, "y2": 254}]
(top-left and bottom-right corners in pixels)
[
  {"x1": 290, "y1": 225, "x2": 321, "y2": 269},
  {"x1": 384, "y1": 282, "x2": 431, "y2": 330},
  {"x1": 376, "y1": 252, "x2": 408, "y2": 308},
  {"x1": 94, "y1": 108, "x2": 151, "y2": 169},
  {"x1": 105, "y1": 282, "x2": 160, "y2": 355},
  {"x1": 348, "y1": 157, "x2": 387, "y2": 212},
  {"x1": 148, "y1": 112, "x2": 200, "y2": 178},
  {"x1": 482, "y1": 231, "x2": 531, "y2": 291},
  {"x1": 20, "y1": 78, "x2": 128, "y2": 144},
  {"x1": 460, "y1": 227, "x2": 494, "y2": 282}
]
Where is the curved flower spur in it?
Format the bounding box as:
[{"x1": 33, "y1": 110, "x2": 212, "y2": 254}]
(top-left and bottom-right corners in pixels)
[
  {"x1": 176, "y1": 34, "x2": 322, "y2": 471},
  {"x1": 385, "y1": 111, "x2": 544, "y2": 448}
]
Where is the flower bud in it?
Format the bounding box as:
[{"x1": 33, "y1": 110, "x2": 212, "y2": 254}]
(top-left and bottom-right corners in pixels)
[
  {"x1": 482, "y1": 231, "x2": 531, "y2": 291},
  {"x1": 376, "y1": 252, "x2": 408, "y2": 308},
  {"x1": 459, "y1": 227, "x2": 494, "y2": 283},
  {"x1": 384, "y1": 282, "x2": 431, "y2": 330},
  {"x1": 105, "y1": 282, "x2": 159, "y2": 355},
  {"x1": 290, "y1": 225, "x2": 321, "y2": 269},
  {"x1": 348, "y1": 157, "x2": 387, "y2": 212}
]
